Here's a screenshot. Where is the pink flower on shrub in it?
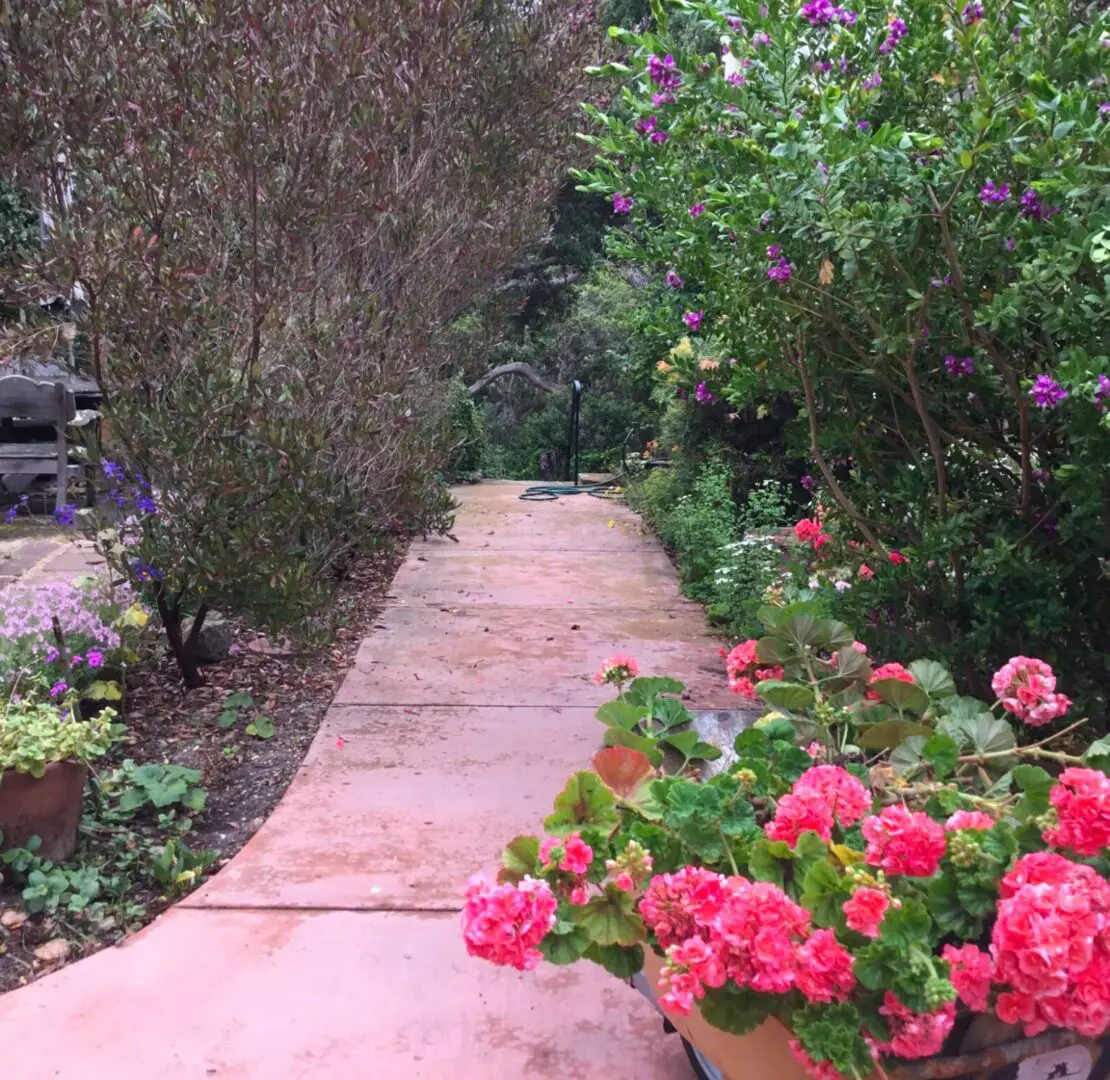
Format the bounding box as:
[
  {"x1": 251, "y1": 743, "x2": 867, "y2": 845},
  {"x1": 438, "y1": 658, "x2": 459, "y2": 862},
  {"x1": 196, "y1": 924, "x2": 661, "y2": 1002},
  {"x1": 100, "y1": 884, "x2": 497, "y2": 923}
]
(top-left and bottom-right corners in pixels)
[
  {"x1": 857, "y1": 563, "x2": 874, "y2": 581},
  {"x1": 659, "y1": 935, "x2": 725, "y2": 1013},
  {"x1": 794, "y1": 518, "x2": 822, "y2": 542},
  {"x1": 888, "y1": 550, "x2": 909, "y2": 565},
  {"x1": 942, "y1": 943, "x2": 993, "y2": 1012},
  {"x1": 990, "y1": 655, "x2": 1071, "y2": 726},
  {"x1": 49, "y1": 680, "x2": 68, "y2": 698},
  {"x1": 765, "y1": 789, "x2": 835, "y2": 846},
  {"x1": 795, "y1": 928, "x2": 856, "y2": 1003},
  {"x1": 461, "y1": 875, "x2": 557, "y2": 971},
  {"x1": 876, "y1": 992, "x2": 955, "y2": 1059},
  {"x1": 944, "y1": 809, "x2": 994, "y2": 832},
  {"x1": 612, "y1": 192, "x2": 634, "y2": 213},
  {"x1": 1043, "y1": 768, "x2": 1110, "y2": 857},
  {"x1": 595, "y1": 653, "x2": 639, "y2": 685},
  {"x1": 842, "y1": 886, "x2": 889, "y2": 938},
  {"x1": 992, "y1": 853, "x2": 1110, "y2": 1036},
  {"x1": 683, "y1": 309, "x2": 704, "y2": 331},
  {"x1": 689, "y1": 202, "x2": 706, "y2": 217},
  {"x1": 793, "y1": 766, "x2": 871, "y2": 827},
  {"x1": 861, "y1": 805, "x2": 946, "y2": 877},
  {"x1": 813, "y1": 533, "x2": 831, "y2": 552}
]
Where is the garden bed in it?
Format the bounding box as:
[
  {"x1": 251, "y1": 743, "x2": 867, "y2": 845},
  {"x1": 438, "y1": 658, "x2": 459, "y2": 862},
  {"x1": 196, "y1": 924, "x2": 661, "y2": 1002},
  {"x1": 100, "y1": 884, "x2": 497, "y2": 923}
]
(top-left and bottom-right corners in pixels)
[{"x1": 0, "y1": 547, "x2": 404, "y2": 994}]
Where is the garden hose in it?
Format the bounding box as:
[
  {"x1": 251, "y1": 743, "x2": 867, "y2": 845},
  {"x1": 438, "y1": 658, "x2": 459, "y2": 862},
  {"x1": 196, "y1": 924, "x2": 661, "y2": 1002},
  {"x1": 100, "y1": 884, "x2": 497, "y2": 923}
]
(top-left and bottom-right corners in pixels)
[{"x1": 518, "y1": 478, "x2": 624, "y2": 501}]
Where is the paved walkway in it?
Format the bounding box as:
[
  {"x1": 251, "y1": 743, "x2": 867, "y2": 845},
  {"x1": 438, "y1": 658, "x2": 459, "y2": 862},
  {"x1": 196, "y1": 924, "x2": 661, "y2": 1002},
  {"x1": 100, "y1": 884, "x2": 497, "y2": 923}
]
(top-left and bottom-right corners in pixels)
[
  {"x1": 0, "y1": 483, "x2": 735, "y2": 1079},
  {"x1": 0, "y1": 529, "x2": 101, "y2": 592}
]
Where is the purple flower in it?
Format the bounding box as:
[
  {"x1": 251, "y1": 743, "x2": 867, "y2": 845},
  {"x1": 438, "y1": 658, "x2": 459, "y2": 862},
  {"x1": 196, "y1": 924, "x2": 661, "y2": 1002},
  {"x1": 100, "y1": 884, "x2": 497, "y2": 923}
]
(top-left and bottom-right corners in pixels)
[
  {"x1": 689, "y1": 202, "x2": 706, "y2": 217},
  {"x1": 635, "y1": 115, "x2": 658, "y2": 135},
  {"x1": 650, "y1": 131, "x2": 670, "y2": 144},
  {"x1": 86, "y1": 650, "x2": 104, "y2": 668},
  {"x1": 50, "y1": 680, "x2": 68, "y2": 698},
  {"x1": 752, "y1": 31, "x2": 771, "y2": 47},
  {"x1": 1096, "y1": 373, "x2": 1110, "y2": 409},
  {"x1": 1005, "y1": 236, "x2": 1016, "y2": 252},
  {"x1": 4, "y1": 506, "x2": 18, "y2": 525},
  {"x1": 726, "y1": 15, "x2": 743, "y2": 30},
  {"x1": 1019, "y1": 188, "x2": 1059, "y2": 221},
  {"x1": 879, "y1": 17, "x2": 908, "y2": 53},
  {"x1": 44, "y1": 646, "x2": 59, "y2": 664},
  {"x1": 726, "y1": 72, "x2": 747, "y2": 87},
  {"x1": 857, "y1": 120, "x2": 870, "y2": 132},
  {"x1": 800, "y1": 0, "x2": 855, "y2": 26},
  {"x1": 766, "y1": 244, "x2": 782, "y2": 259},
  {"x1": 1032, "y1": 468, "x2": 1051, "y2": 486},
  {"x1": 70, "y1": 654, "x2": 83, "y2": 666},
  {"x1": 1030, "y1": 374, "x2": 1068, "y2": 408},
  {"x1": 728, "y1": 357, "x2": 738, "y2": 366},
  {"x1": 944, "y1": 354, "x2": 976, "y2": 378},
  {"x1": 54, "y1": 503, "x2": 77, "y2": 526},
  {"x1": 694, "y1": 382, "x2": 715, "y2": 404},
  {"x1": 665, "y1": 270, "x2": 685, "y2": 288},
  {"x1": 861, "y1": 72, "x2": 882, "y2": 91},
  {"x1": 962, "y1": 1, "x2": 984, "y2": 24},
  {"x1": 131, "y1": 560, "x2": 164, "y2": 582},
  {"x1": 652, "y1": 92, "x2": 677, "y2": 108},
  {"x1": 767, "y1": 257, "x2": 793, "y2": 282},
  {"x1": 102, "y1": 460, "x2": 125, "y2": 482},
  {"x1": 612, "y1": 192, "x2": 634, "y2": 214},
  {"x1": 1041, "y1": 515, "x2": 1059, "y2": 540},
  {"x1": 1100, "y1": 103, "x2": 1110, "y2": 119},
  {"x1": 683, "y1": 310, "x2": 705, "y2": 331},
  {"x1": 648, "y1": 53, "x2": 683, "y2": 91},
  {"x1": 979, "y1": 180, "x2": 1010, "y2": 205},
  {"x1": 801, "y1": 474, "x2": 815, "y2": 491}
]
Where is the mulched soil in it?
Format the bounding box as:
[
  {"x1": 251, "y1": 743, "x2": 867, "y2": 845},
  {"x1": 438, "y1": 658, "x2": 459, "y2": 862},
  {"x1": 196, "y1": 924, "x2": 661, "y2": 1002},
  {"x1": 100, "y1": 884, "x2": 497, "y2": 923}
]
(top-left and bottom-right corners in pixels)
[{"x1": 0, "y1": 545, "x2": 406, "y2": 994}]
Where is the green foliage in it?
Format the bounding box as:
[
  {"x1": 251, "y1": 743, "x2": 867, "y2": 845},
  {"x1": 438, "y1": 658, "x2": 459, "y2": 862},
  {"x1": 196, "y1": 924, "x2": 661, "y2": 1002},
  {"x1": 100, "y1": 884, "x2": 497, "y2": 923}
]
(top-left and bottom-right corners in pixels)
[
  {"x1": 101, "y1": 760, "x2": 207, "y2": 816},
  {"x1": 442, "y1": 378, "x2": 489, "y2": 481},
  {"x1": 0, "y1": 178, "x2": 38, "y2": 268},
  {"x1": 0, "y1": 684, "x2": 113, "y2": 777}
]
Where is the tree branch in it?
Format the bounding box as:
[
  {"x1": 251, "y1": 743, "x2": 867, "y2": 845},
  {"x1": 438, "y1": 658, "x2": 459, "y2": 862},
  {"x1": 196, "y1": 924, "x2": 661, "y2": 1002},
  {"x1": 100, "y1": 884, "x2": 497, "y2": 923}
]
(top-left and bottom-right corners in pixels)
[{"x1": 467, "y1": 362, "x2": 561, "y2": 396}]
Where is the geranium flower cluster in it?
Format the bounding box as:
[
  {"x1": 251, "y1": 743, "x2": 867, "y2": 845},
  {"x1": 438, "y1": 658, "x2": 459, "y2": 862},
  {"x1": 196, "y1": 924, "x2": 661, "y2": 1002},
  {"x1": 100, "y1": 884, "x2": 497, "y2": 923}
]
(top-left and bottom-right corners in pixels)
[
  {"x1": 861, "y1": 805, "x2": 946, "y2": 877},
  {"x1": 990, "y1": 655, "x2": 1071, "y2": 726},
  {"x1": 765, "y1": 765, "x2": 871, "y2": 846},
  {"x1": 461, "y1": 875, "x2": 558, "y2": 972},
  {"x1": 1043, "y1": 768, "x2": 1110, "y2": 857},
  {"x1": 644, "y1": 868, "x2": 856, "y2": 1014},
  {"x1": 866, "y1": 661, "x2": 915, "y2": 701},
  {"x1": 991, "y1": 853, "x2": 1110, "y2": 1036},
  {"x1": 595, "y1": 653, "x2": 639, "y2": 686},
  {"x1": 540, "y1": 831, "x2": 594, "y2": 904},
  {"x1": 724, "y1": 638, "x2": 783, "y2": 699}
]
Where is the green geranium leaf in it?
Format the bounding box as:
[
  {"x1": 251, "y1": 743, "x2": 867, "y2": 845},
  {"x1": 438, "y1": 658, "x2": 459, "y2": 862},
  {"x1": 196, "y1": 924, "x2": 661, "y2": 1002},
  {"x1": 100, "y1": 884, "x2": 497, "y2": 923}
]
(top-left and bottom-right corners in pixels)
[
  {"x1": 747, "y1": 837, "x2": 794, "y2": 885},
  {"x1": 499, "y1": 835, "x2": 540, "y2": 883},
  {"x1": 586, "y1": 942, "x2": 645, "y2": 978},
  {"x1": 799, "y1": 858, "x2": 843, "y2": 927},
  {"x1": 595, "y1": 700, "x2": 649, "y2": 731},
  {"x1": 758, "y1": 715, "x2": 797, "y2": 743},
  {"x1": 699, "y1": 984, "x2": 775, "y2": 1036},
  {"x1": 602, "y1": 726, "x2": 664, "y2": 767},
  {"x1": 540, "y1": 923, "x2": 592, "y2": 965},
  {"x1": 857, "y1": 720, "x2": 934, "y2": 750},
  {"x1": 922, "y1": 733, "x2": 960, "y2": 779},
  {"x1": 1085, "y1": 738, "x2": 1110, "y2": 775},
  {"x1": 653, "y1": 696, "x2": 692, "y2": 731},
  {"x1": 734, "y1": 728, "x2": 770, "y2": 755},
  {"x1": 1013, "y1": 764, "x2": 1054, "y2": 819},
  {"x1": 879, "y1": 897, "x2": 933, "y2": 949},
  {"x1": 908, "y1": 660, "x2": 957, "y2": 699},
  {"x1": 869, "y1": 678, "x2": 931, "y2": 714},
  {"x1": 545, "y1": 772, "x2": 619, "y2": 836},
  {"x1": 756, "y1": 680, "x2": 816, "y2": 712},
  {"x1": 572, "y1": 887, "x2": 645, "y2": 946},
  {"x1": 624, "y1": 677, "x2": 684, "y2": 706}
]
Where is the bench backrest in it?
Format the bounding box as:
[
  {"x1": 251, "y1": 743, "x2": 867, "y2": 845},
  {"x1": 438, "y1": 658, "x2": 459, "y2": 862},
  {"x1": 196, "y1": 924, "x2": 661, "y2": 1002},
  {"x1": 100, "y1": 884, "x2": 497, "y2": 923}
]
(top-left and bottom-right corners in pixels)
[{"x1": 0, "y1": 375, "x2": 76, "y2": 424}]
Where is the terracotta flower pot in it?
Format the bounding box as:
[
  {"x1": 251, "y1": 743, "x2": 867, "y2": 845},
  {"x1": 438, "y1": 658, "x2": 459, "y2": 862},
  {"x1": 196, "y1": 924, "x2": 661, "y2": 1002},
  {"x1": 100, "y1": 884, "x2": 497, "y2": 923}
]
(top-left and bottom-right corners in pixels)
[
  {"x1": 642, "y1": 950, "x2": 810, "y2": 1080},
  {"x1": 0, "y1": 761, "x2": 88, "y2": 863}
]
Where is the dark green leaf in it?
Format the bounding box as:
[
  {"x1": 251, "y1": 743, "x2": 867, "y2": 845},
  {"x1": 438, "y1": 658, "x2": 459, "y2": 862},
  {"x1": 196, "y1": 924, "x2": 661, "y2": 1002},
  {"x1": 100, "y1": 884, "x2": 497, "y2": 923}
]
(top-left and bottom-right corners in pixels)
[
  {"x1": 545, "y1": 772, "x2": 619, "y2": 836},
  {"x1": 857, "y1": 720, "x2": 934, "y2": 750},
  {"x1": 540, "y1": 923, "x2": 592, "y2": 964},
  {"x1": 869, "y1": 679, "x2": 931, "y2": 714},
  {"x1": 908, "y1": 660, "x2": 957, "y2": 699},
  {"x1": 587, "y1": 942, "x2": 645, "y2": 978},
  {"x1": 499, "y1": 835, "x2": 540, "y2": 883},
  {"x1": 572, "y1": 888, "x2": 645, "y2": 946},
  {"x1": 922, "y1": 733, "x2": 959, "y2": 779},
  {"x1": 595, "y1": 700, "x2": 649, "y2": 731},
  {"x1": 757, "y1": 680, "x2": 816, "y2": 712}
]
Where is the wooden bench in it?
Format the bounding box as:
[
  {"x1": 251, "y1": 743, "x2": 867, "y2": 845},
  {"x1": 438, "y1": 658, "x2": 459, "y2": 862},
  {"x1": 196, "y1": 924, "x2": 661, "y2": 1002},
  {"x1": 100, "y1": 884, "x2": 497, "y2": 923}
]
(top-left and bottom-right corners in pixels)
[{"x1": 0, "y1": 375, "x2": 93, "y2": 512}]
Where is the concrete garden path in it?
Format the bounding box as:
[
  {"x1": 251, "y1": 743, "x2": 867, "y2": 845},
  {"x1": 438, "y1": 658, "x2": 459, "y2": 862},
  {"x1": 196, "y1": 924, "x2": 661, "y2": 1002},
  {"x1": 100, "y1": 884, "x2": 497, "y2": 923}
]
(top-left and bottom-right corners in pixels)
[{"x1": 0, "y1": 482, "x2": 737, "y2": 1079}]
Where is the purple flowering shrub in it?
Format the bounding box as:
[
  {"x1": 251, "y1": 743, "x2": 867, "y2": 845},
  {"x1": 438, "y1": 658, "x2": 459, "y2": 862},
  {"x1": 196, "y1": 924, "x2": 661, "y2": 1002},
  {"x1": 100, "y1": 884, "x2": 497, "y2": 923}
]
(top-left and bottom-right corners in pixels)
[{"x1": 580, "y1": 0, "x2": 1110, "y2": 711}]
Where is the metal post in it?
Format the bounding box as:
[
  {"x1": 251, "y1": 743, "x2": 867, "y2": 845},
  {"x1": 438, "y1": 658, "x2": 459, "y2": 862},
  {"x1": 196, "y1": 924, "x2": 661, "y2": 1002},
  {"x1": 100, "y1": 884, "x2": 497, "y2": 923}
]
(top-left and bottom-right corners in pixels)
[{"x1": 564, "y1": 380, "x2": 583, "y2": 485}]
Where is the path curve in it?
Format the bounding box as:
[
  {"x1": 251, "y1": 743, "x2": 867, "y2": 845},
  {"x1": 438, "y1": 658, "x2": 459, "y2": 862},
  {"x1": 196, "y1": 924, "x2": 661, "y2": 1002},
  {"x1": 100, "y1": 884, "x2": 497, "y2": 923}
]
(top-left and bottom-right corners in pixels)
[{"x1": 0, "y1": 483, "x2": 736, "y2": 1079}]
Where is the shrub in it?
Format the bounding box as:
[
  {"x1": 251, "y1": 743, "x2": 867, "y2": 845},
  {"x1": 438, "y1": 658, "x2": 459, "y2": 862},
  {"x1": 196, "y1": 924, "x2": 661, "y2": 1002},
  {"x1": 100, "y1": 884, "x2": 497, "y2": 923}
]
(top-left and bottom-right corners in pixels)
[
  {"x1": 1, "y1": 0, "x2": 601, "y2": 685},
  {"x1": 577, "y1": 0, "x2": 1110, "y2": 716}
]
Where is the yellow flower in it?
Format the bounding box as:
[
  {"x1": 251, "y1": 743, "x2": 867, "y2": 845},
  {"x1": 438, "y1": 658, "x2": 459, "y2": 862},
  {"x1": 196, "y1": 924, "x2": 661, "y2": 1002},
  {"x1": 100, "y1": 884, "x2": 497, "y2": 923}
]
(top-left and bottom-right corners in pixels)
[
  {"x1": 698, "y1": 358, "x2": 720, "y2": 371},
  {"x1": 670, "y1": 337, "x2": 695, "y2": 359}
]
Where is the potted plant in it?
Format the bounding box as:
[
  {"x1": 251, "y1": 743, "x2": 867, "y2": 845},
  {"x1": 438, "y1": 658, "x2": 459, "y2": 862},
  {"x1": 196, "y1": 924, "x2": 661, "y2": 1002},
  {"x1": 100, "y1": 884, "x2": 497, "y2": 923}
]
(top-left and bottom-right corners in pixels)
[
  {"x1": 0, "y1": 679, "x2": 114, "y2": 862},
  {"x1": 463, "y1": 609, "x2": 1110, "y2": 1079}
]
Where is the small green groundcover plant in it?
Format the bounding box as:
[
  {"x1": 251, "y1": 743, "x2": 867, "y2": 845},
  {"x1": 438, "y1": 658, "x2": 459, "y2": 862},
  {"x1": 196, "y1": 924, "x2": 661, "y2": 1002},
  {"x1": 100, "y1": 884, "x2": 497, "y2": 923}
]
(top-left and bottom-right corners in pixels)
[
  {"x1": 0, "y1": 679, "x2": 114, "y2": 778},
  {"x1": 462, "y1": 606, "x2": 1110, "y2": 1077}
]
